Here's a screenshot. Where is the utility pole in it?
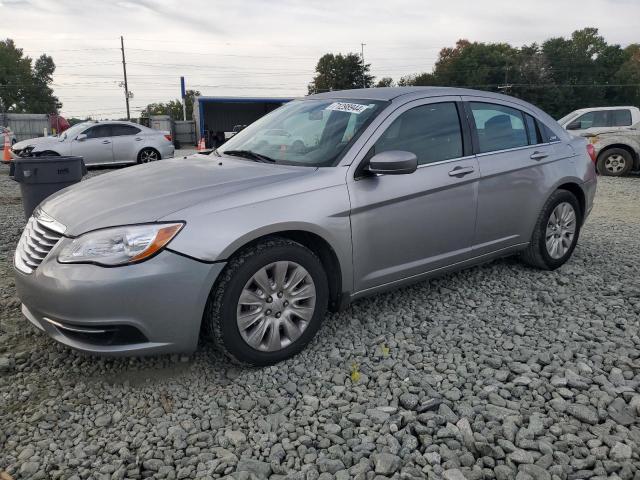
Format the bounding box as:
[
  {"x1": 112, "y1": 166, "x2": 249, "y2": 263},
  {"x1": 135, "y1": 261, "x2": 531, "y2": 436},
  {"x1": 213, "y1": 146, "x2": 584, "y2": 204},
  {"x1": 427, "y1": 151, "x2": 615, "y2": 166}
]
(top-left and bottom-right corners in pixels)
[
  {"x1": 498, "y1": 61, "x2": 512, "y2": 94},
  {"x1": 361, "y1": 43, "x2": 367, "y2": 88},
  {"x1": 120, "y1": 36, "x2": 131, "y2": 120}
]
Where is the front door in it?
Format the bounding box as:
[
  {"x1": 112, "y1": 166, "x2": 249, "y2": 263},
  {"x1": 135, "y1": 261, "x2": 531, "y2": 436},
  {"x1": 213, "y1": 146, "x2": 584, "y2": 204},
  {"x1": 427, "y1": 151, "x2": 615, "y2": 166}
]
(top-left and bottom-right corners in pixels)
[
  {"x1": 348, "y1": 98, "x2": 479, "y2": 293},
  {"x1": 71, "y1": 124, "x2": 113, "y2": 165}
]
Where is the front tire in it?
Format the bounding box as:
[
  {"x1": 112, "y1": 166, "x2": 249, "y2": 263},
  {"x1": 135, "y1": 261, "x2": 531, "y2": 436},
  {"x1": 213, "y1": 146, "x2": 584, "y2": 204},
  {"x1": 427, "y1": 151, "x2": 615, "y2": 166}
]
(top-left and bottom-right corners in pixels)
[
  {"x1": 521, "y1": 190, "x2": 582, "y2": 270},
  {"x1": 597, "y1": 148, "x2": 633, "y2": 176},
  {"x1": 204, "y1": 237, "x2": 328, "y2": 366}
]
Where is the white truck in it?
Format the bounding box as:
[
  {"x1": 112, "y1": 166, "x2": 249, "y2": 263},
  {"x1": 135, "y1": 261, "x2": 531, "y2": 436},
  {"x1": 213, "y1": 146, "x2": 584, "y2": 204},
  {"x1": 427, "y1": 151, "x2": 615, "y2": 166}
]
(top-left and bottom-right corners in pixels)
[{"x1": 558, "y1": 106, "x2": 640, "y2": 137}]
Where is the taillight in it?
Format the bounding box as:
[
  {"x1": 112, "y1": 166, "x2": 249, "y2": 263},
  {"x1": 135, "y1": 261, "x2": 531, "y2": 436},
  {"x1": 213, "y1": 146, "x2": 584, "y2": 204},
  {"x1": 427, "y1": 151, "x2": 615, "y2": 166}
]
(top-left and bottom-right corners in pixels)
[
  {"x1": 586, "y1": 144, "x2": 596, "y2": 164},
  {"x1": 164, "y1": 134, "x2": 172, "y2": 142}
]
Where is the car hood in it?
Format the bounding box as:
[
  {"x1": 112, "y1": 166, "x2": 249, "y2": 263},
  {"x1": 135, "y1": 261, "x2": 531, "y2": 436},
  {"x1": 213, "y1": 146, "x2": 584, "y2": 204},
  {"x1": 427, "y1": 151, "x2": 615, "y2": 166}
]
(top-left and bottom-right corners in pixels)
[
  {"x1": 13, "y1": 136, "x2": 62, "y2": 150},
  {"x1": 41, "y1": 155, "x2": 315, "y2": 236}
]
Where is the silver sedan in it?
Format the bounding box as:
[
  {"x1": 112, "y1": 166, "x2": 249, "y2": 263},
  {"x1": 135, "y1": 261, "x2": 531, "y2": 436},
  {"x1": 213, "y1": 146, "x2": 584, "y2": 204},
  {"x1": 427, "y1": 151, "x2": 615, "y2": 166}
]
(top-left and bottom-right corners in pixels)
[
  {"x1": 11, "y1": 120, "x2": 174, "y2": 166},
  {"x1": 14, "y1": 87, "x2": 596, "y2": 365}
]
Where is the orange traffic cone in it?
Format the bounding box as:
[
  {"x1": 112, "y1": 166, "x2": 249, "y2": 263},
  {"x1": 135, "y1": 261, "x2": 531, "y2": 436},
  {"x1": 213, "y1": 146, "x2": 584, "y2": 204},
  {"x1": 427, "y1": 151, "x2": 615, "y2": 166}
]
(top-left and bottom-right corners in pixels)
[
  {"x1": 2, "y1": 133, "x2": 11, "y2": 162},
  {"x1": 197, "y1": 137, "x2": 206, "y2": 151}
]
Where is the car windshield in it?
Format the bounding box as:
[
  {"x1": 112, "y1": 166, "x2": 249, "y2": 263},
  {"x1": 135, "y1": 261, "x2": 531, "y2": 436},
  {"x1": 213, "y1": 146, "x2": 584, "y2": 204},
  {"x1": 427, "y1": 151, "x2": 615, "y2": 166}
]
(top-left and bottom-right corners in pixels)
[
  {"x1": 217, "y1": 99, "x2": 387, "y2": 167},
  {"x1": 557, "y1": 112, "x2": 578, "y2": 124},
  {"x1": 61, "y1": 122, "x2": 94, "y2": 139}
]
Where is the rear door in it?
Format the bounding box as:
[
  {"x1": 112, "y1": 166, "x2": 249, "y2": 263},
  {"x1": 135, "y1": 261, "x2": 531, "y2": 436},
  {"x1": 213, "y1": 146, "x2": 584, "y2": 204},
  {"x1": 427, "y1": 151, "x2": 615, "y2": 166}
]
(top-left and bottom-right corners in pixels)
[
  {"x1": 111, "y1": 124, "x2": 143, "y2": 163},
  {"x1": 70, "y1": 125, "x2": 113, "y2": 165},
  {"x1": 464, "y1": 98, "x2": 568, "y2": 255},
  {"x1": 348, "y1": 97, "x2": 479, "y2": 293}
]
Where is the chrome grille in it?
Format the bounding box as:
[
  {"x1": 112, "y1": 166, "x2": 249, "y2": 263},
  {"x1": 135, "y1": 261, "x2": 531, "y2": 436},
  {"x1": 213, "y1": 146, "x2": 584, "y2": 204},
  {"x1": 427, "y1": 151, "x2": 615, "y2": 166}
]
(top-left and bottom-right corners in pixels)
[{"x1": 15, "y1": 211, "x2": 65, "y2": 274}]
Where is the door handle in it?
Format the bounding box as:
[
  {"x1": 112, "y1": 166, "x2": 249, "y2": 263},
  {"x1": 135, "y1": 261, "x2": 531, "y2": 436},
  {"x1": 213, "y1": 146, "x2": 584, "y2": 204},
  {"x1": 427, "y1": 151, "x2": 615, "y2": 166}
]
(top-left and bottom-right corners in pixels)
[
  {"x1": 135, "y1": 137, "x2": 143, "y2": 141},
  {"x1": 102, "y1": 140, "x2": 111, "y2": 144},
  {"x1": 530, "y1": 151, "x2": 548, "y2": 161},
  {"x1": 448, "y1": 166, "x2": 475, "y2": 177}
]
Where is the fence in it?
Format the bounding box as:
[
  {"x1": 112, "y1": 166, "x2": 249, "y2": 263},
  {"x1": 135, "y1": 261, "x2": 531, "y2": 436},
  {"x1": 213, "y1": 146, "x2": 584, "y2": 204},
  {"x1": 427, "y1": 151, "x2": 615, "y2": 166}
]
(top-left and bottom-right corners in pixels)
[
  {"x1": 174, "y1": 120, "x2": 196, "y2": 147},
  {"x1": 0, "y1": 113, "x2": 50, "y2": 142}
]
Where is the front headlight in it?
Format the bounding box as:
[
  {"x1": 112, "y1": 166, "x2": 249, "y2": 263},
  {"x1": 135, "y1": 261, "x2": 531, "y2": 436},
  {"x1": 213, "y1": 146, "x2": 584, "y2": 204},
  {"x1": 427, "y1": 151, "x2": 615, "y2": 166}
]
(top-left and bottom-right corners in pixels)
[
  {"x1": 13, "y1": 145, "x2": 34, "y2": 156},
  {"x1": 58, "y1": 223, "x2": 183, "y2": 266}
]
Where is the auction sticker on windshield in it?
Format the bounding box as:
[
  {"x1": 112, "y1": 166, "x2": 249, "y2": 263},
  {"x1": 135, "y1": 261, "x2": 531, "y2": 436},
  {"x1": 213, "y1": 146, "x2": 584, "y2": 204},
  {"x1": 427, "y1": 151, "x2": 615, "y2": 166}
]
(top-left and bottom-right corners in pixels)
[{"x1": 325, "y1": 102, "x2": 370, "y2": 114}]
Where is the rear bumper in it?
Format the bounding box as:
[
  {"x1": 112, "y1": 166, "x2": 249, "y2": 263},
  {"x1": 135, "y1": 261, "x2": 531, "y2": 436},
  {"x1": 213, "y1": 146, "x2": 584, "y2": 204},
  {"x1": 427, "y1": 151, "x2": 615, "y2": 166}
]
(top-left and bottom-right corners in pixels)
[
  {"x1": 582, "y1": 177, "x2": 597, "y2": 222},
  {"x1": 161, "y1": 144, "x2": 175, "y2": 159},
  {"x1": 15, "y1": 249, "x2": 225, "y2": 356}
]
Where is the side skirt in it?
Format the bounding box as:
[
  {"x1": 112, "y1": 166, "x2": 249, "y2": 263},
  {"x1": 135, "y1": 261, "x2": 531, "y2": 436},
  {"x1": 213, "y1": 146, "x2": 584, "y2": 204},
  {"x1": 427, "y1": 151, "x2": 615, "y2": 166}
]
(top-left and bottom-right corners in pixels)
[{"x1": 345, "y1": 243, "x2": 529, "y2": 304}]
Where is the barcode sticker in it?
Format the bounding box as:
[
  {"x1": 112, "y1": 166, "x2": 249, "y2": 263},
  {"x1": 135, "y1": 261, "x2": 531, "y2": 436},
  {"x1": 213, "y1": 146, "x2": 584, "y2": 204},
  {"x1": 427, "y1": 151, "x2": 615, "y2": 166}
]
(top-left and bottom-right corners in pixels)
[{"x1": 325, "y1": 102, "x2": 370, "y2": 114}]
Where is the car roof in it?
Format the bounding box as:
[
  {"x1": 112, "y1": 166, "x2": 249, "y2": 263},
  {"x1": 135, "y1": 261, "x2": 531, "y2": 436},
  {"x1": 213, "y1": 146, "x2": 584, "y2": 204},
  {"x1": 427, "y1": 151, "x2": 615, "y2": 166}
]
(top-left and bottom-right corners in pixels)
[
  {"x1": 571, "y1": 106, "x2": 638, "y2": 113},
  {"x1": 306, "y1": 86, "x2": 524, "y2": 103}
]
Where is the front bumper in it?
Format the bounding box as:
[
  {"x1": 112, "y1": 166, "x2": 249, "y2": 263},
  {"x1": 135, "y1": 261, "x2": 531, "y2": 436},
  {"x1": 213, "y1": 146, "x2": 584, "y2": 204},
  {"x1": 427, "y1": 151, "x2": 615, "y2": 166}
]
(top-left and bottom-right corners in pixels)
[{"x1": 15, "y1": 249, "x2": 225, "y2": 356}]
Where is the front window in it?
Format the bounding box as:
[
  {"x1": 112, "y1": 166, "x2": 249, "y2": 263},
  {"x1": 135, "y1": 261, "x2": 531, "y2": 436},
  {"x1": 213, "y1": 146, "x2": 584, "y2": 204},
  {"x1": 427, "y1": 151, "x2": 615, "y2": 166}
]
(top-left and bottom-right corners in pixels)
[
  {"x1": 218, "y1": 99, "x2": 387, "y2": 167},
  {"x1": 373, "y1": 102, "x2": 463, "y2": 165},
  {"x1": 61, "y1": 122, "x2": 94, "y2": 140},
  {"x1": 571, "y1": 111, "x2": 608, "y2": 130}
]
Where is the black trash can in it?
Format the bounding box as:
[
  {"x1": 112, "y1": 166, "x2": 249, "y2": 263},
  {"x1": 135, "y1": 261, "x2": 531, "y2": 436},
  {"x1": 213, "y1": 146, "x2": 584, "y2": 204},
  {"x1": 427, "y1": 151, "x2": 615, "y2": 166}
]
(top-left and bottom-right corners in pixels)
[{"x1": 10, "y1": 156, "x2": 87, "y2": 219}]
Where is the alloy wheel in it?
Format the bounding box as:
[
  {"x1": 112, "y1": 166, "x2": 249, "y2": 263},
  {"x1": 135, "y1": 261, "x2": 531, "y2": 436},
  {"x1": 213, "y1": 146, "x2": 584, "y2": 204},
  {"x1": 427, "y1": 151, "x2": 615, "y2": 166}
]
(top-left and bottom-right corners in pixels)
[
  {"x1": 604, "y1": 154, "x2": 626, "y2": 174},
  {"x1": 236, "y1": 261, "x2": 316, "y2": 352},
  {"x1": 545, "y1": 202, "x2": 576, "y2": 259},
  {"x1": 140, "y1": 149, "x2": 158, "y2": 163}
]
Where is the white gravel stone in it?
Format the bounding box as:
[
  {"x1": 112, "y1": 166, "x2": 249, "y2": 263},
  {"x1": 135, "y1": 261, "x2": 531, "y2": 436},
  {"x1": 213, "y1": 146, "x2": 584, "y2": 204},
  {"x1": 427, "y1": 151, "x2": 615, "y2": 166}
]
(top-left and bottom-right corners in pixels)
[{"x1": 1, "y1": 167, "x2": 639, "y2": 479}]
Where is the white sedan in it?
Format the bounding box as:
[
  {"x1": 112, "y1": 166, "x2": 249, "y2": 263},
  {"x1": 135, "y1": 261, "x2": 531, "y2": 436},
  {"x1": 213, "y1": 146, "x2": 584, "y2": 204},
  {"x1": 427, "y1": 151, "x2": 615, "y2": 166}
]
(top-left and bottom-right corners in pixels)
[
  {"x1": 11, "y1": 121, "x2": 175, "y2": 166},
  {"x1": 1, "y1": 126, "x2": 17, "y2": 145}
]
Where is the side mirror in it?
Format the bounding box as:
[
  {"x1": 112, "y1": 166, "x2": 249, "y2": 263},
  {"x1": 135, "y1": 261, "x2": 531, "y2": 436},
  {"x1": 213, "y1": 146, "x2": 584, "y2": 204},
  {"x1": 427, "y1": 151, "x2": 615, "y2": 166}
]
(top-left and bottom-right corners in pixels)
[
  {"x1": 367, "y1": 150, "x2": 418, "y2": 175},
  {"x1": 76, "y1": 133, "x2": 87, "y2": 141},
  {"x1": 566, "y1": 121, "x2": 581, "y2": 131}
]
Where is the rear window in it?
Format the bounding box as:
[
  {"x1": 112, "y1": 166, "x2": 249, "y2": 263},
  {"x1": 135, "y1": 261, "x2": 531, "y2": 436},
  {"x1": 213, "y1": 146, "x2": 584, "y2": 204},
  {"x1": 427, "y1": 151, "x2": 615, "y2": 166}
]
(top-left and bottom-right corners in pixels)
[
  {"x1": 469, "y1": 102, "x2": 528, "y2": 153},
  {"x1": 610, "y1": 109, "x2": 632, "y2": 127},
  {"x1": 111, "y1": 124, "x2": 141, "y2": 136}
]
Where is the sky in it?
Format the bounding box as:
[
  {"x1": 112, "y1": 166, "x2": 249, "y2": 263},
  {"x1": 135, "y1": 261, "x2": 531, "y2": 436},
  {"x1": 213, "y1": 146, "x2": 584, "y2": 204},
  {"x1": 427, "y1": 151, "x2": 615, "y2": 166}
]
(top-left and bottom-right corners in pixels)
[{"x1": 2, "y1": 0, "x2": 639, "y2": 119}]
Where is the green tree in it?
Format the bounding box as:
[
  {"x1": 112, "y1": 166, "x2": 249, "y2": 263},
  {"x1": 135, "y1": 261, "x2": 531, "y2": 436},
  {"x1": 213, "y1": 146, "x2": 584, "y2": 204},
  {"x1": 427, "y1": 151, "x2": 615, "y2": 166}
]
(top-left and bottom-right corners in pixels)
[
  {"x1": 613, "y1": 44, "x2": 640, "y2": 107},
  {"x1": 142, "y1": 90, "x2": 200, "y2": 120},
  {"x1": 398, "y1": 72, "x2": 438, "y2": 86},
  {"x1": 375, "y1": 77, "x2": 395, "y2": 87},
  {"x1": 308, "y1": 53, "x2": 374, "y2": 94},
  {"x1": 397, "y1": 28, "x2": 639, "y2": 118},
  {"x1": 0, "y1": 39, "x2": 60, "y2": 113}
]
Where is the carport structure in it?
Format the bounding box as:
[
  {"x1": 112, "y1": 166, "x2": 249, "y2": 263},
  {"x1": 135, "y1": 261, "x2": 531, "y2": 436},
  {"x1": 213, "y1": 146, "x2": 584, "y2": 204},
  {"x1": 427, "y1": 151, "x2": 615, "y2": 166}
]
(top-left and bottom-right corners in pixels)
[{"x1": 193, "y1": 96, "x2": 294, "y2": 148}]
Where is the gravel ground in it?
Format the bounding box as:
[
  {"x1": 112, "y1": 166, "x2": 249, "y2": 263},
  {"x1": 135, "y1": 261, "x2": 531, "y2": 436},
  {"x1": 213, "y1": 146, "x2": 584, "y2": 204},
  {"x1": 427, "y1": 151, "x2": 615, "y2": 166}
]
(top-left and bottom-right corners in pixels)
[{"x1": 1, "y1": 162, "x2": 639, "y2": 480}]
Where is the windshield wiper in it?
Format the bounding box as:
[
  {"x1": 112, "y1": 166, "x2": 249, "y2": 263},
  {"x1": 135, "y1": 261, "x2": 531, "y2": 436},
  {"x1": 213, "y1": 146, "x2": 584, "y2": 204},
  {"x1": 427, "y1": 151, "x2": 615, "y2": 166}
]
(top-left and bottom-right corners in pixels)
[{"x1": 223, "y1": 150, "x2": 276, "y2": 163}]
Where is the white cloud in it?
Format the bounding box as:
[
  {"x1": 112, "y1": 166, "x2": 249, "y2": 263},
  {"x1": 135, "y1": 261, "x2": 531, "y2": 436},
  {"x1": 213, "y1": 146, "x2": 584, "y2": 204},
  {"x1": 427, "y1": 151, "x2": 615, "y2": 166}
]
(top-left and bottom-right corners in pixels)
[{"x1": 2, "y1": 0, "x2": 638, "y2": 118}]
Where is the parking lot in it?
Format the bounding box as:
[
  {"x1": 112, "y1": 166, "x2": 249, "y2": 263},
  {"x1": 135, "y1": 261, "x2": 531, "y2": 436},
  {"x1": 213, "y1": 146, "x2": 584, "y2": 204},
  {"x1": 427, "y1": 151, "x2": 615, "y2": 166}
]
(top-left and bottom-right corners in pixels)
[{"x1": 1, "y1": 162, "x2": 639, "y2": 479}]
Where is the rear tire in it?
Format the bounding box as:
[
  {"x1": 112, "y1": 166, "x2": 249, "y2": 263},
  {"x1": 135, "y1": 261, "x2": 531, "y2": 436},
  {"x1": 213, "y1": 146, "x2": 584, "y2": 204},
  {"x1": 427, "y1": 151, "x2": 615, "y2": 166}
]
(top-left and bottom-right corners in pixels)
[
  {"x1": 597, "y1": 148, "x2": 633, "y2": 176},
  {"x1": 137, "y1": 147, "x2": 160, "y2": 163},
  {"x1": 521, "y1": 190, "x2": 582, "y2": 270},
  {"x1": 204, "y1": 237, "x2": 328, "y2": 366}
]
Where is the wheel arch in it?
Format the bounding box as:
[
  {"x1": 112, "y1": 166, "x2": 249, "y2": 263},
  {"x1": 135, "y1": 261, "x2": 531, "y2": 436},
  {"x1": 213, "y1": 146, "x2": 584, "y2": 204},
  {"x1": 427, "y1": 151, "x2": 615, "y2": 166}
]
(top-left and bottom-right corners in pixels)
[
  {"x1": 217, "y1": 229, "x2": 345, "y2": 312},
  {"x1": 35, "y1": 149, "x2": 61, "y2": 157},
  {"x1": 556, "y1": 182, "x2": 586, "y2": 222}
]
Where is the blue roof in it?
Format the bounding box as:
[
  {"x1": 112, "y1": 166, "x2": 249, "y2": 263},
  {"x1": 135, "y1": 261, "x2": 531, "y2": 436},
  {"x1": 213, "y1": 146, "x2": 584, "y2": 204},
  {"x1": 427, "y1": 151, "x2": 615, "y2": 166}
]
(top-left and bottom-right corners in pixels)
[{"x1": 196, "y1": 96, "x2": 294, "y2": 104}]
